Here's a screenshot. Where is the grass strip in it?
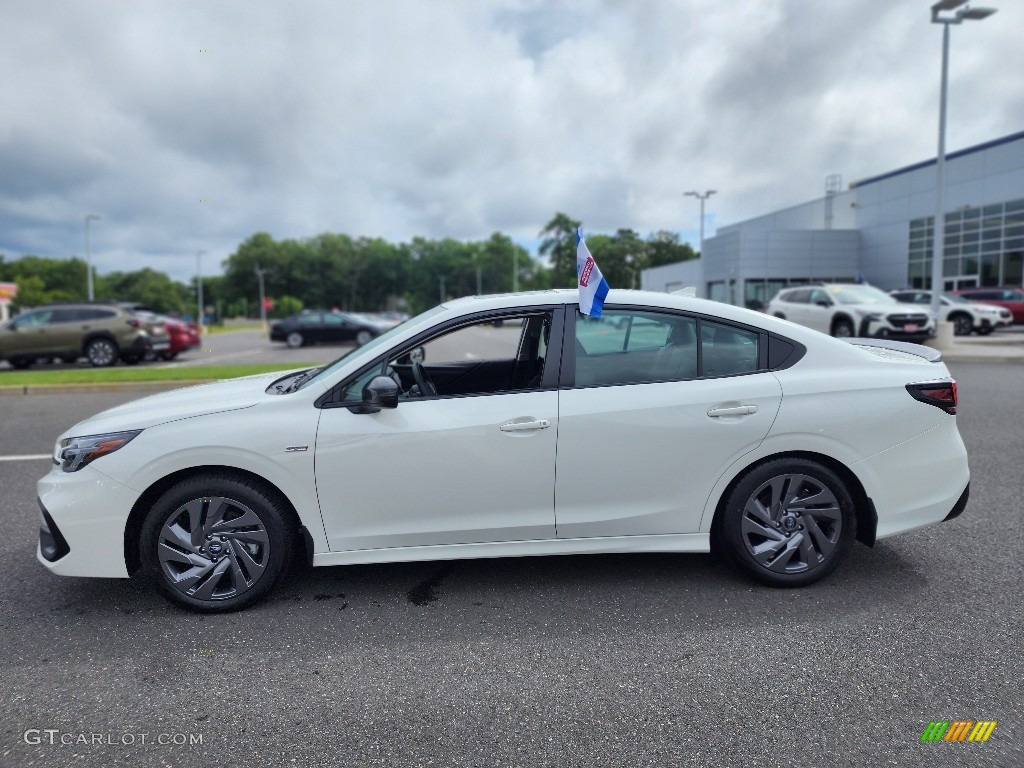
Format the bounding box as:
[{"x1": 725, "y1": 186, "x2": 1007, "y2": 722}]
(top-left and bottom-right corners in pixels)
[{"x1": 0, "y1": 363, "x2": 313, "y2": 387}]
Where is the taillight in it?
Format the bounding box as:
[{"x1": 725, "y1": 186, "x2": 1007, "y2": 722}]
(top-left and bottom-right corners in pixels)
[
  {"x1": 127, "y1": 318, "x2": 141, "y2": 328},
  {"x1": 906, "y1": 380, "x2": 957, "y2": 414}
]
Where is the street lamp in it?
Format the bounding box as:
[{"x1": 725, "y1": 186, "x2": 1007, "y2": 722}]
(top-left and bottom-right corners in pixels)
[
  {"x1": 928, "y1": 0, "x2": 996, "y2": 326},
  {"x1": 196, "y1": 250, "x2": 206, "y2": 331},
  {"x1": 684, "y1": 190, "x2": 717, "y2": 298},
  {"x1": 84, "y1": 214, "x2": 101, "y2": 300}
]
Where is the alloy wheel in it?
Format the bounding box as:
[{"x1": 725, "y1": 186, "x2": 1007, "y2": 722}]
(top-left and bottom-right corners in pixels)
[
  {"x1": 739, "y1": 473, "x2": 842, "y2": 575},
  {"x1": 157, "y1": 496, "x2": 271, "y2": 602}
]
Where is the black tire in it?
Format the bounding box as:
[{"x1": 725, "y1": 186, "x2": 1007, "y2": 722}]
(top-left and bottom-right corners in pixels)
[
  {"x1": 831, "y1": 319, "x2": 855, "y2": 338},
  {"x1": 8, "y1": 357, "x2": 32, "y2": 370},
  {"x1": 355, "y1": 329, "x2": 374, "y2": 346},
  {"x1": 773, "y1": 313, "x2": 786, "y2": 320},
  {"x1": 122, "y1": 354, "x2": 141, "y2": 365},
  {"x1": 285, "y1": 331, "x2": 304, "y2": 349},
  {"x1": 140, "y1": 474, "x2": 295, "y2": 613},
  {"x1": 717, "y1": 459, "x2": 855, "y2": 587},
  {"x1": 60, "y1": 354, "x2": 79, "y2": 364},
  {"x1": 85, "y1": 337, "x2": 119, "y2": 367},
  {"x1": 977, "y1": 326, "x2": 994, "y2": 336},
  {"x1": 161, "y1": 350, "x2": 179, "y2": 360},
  {"x1": 949, "y1": 313, "x2": 974, "y2": 336}
]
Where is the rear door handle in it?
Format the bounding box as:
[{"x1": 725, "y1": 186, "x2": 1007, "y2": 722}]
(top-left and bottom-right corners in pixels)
[
  {"x1": 500, "y1": 419, "x2": 551, "y2": 432},
  {"x1": 707, "y1": 405, "x2": 758, "y2": 418}
]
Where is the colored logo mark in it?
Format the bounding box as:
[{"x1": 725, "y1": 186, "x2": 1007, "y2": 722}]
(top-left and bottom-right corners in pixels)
[{"x1": 921, "y1": 720, "x2": 997, "y2": 742}]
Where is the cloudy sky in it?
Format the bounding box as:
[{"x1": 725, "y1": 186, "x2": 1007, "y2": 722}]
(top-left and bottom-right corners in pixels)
[{"x1": 2, "y1": 0, "x2": 1022, "y2": 282}]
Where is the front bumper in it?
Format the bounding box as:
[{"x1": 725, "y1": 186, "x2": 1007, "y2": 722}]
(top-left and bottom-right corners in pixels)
[{"x1": 36, "y1": 464, "x2": 140, "y2": 578}]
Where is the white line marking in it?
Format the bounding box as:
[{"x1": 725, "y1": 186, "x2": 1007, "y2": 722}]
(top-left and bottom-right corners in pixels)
[{"x1": 0, "y1": 454, "x2": 52, "y2": 462}]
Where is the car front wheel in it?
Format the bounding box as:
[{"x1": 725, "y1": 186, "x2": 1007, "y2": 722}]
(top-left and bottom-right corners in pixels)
[
  {"x1": 355, "y1": 329, "x2": 374, "y2": 346},
  {"x1": 140, "y1": 474, "x2": 295, "y2": 612},
  {"x1": 718, "y1": 459, "x2": 855, "y2": 587},
  {"x1": 831, "y1": 320, "x2": 854, "y2": 338},
  {"x1": 85, "y1": 338, "x2": 119, "y2": 367},
  {"x1": 286, "y1": 331, "x2": 304, "y2": 348},
  {"x1": 950, "y1": 314, "x2": 974, "y2": 336}
]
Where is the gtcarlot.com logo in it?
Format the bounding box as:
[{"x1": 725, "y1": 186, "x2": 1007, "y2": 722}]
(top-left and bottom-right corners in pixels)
[
  {"x1": 921, "y1": 720, "x2": 997, "y2": 743},
  {"x1": 24, "y1": 729, "x2": 203, "y2": 747}
]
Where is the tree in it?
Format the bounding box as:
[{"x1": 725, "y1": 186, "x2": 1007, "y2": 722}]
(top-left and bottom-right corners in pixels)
[
  {"x1": 538, "y1": 213, "x2": 581, "y2": 288},
  {"x1": 646, "y1": 230, "x2": 697, "y2": 268},
  {"x1": 100, "y1": 268, "x2": 186, "y2": 314}
]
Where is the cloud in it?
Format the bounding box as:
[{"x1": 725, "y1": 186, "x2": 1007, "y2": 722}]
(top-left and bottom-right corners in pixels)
[{"x1": 1, "y1": 0, "x2": 1021, "y2": 281}]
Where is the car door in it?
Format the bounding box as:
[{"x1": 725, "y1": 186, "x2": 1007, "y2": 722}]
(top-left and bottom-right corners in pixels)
[
  {"x1": 806, "y1": 289, "x2": 835, "y2": 334},
  {"x1": 555, "y1": 308, "x2": 782, "y2": 538},
  {"x1": 4, "y1": 309, "x2": 54, "y2": 357},
  {"x1": 314, "y1": 309, "x2": 560, "y2": 551}
]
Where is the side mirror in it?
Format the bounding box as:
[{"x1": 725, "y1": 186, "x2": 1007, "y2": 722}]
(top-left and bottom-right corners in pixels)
[
  {"x1": 352, "y1": 375, "x2": 399, "y2": 413},
  {"x1": 815, "y1": 300, "x2": 831, "y2": 308}
]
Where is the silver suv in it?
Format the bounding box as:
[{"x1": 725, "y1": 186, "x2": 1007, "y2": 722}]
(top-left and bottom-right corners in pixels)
[
  {"x1": 0, "y1": 303, "x2": 170, "y2": 368},
  {"x1": 765, "y1": 283, "x2": 936, "y2": 341},
  {"x1": 890, "y1": 290, "x2": 1012, "y2": 335}
]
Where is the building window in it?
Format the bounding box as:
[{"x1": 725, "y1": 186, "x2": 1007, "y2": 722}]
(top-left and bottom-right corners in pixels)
[{"x1": 908, "y1": 197, "x2": 1024, "y2": 288}]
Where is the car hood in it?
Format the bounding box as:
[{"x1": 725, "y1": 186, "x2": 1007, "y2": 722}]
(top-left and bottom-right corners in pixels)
[{"x1": 62, "y1": 370, "x2": 299, "y2": 437}]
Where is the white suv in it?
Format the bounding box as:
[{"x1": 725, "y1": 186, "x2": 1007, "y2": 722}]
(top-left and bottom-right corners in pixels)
[
  {"x1": 765, "y1": 283, "x2": 935, "y2": 341},
  {"x1": 890, "y1": 290, "x2": 1012, "y2": 336}
]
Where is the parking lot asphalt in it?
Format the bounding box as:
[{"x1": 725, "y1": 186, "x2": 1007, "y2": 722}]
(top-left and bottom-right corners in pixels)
[{"x1": 0, "y1": 361, "x2": 1021, "y2": 767}]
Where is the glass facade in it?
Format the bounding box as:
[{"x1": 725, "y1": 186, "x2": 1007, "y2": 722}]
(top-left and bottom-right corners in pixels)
[{"x1": 908, "y1": 198, "x2": 1024, "y2": 289}]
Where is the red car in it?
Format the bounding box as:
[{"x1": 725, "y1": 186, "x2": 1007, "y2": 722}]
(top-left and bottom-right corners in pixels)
[
  {"x1": 952, "y1": 287, "x2": 1024, "y2": 323},
  {"x1": 138, "y1": 312, "x2": 200, "y2": 360}
]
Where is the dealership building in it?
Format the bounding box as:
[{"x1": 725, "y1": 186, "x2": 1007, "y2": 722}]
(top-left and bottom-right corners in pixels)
[{"x1": 642, "y1": 130, "x2": 1024, "y2": 310}]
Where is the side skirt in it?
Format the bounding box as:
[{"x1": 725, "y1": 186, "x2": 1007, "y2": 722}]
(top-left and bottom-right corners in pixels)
[{"x1": 313, "y1": 533, "x2": 711, "y2": 567}]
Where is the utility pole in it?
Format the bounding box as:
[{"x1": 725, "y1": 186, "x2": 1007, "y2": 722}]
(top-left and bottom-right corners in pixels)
[
  {"x1": 255, "y1": 264, "x2": 272, "y2": 331},
  {"x1": 85, "y1": 214, "x2": 101, "y2": 300},
  {"x1": 196, "y1": 250, "x2": 206, "y2": 331}
]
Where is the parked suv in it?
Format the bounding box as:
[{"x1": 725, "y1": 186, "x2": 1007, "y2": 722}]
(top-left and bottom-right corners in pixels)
[
  {"x1": 0, "y1": 303, "x2": 170, "y2": 368},
  {"x1": 765, "y1": 283, "x2": 935, "y2": 341},
  {"x1": 890, "y1": 289, "x2": 1012, "y2": 335},
  {"x1": 951, "y1": 287, "x2": 1024, "y2": 323}
]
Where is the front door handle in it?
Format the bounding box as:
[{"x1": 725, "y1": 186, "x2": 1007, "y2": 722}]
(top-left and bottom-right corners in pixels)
[
  {"x1": 707, "y1": 405, "x2": 758, "y2": 418},
  {"x1": 500, "y1": 419, "x2": 551, "y2": 432}
]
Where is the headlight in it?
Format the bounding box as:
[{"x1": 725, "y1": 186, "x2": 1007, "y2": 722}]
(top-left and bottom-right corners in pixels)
[
  {"x1": 58, "y1": 430, "x2": 142, "y2": 473},
  {"x1": 855, "y1": 310, "x2": 882, "y2": 321}
]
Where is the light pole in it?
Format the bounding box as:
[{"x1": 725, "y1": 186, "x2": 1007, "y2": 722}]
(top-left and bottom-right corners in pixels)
[
  {"x1": 928, "y1": 0, "x2": 996, "y2": 325},
  {"x1": 84, "y1": 214, "x2": 101, "y2": 300},
  {"x1": 196, "y1": 250, "x2": 206, "y2": 330},
  {"x1": 684, "y1": 190, "x2": 716, "y2": 299},
  {"x1": 255, "y1": 264, "x2": 272, "y2": 330}
]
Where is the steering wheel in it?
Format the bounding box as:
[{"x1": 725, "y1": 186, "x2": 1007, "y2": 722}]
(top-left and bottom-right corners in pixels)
[{"x1": 411, "y1": 362, "x2": 437, "y2": 397}]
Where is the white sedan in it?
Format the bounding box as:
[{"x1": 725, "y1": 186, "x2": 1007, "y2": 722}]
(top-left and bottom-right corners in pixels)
[{"x1": 37, "y1": 289, "x2": 970, "y2": 612}]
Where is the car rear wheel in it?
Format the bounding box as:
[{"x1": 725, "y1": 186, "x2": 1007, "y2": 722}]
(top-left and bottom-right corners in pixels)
[
  {"x1": 8, "y1": 357, "x2": 32, "y2": 370},
  {"x1": 286, "y1": 331, "x2": 304, "y2": 348},
  {"x1": 140, "y1": 474, "x2": 294, "y2": 612},
  {"x1": 718, "y1": 459, "x2": 855, "y2": 587},
  {"x1": 85, "y1": 338, "x2": 118, "y2": 367},
  {"x1": 949, "y1": 313, "x2": 974, "y2": 336},
  {"x1": 355, "y1": 329, "x2": 374, "y2": 346}
]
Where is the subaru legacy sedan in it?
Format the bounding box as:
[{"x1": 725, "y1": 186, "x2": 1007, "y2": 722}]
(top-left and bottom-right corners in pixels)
[{"x1": 38, "y1": 290, "x2": 969, "y2": 612}]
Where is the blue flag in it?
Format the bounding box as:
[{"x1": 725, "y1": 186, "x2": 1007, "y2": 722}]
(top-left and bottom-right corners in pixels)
[{"x1": 576, "y1": 228, "x2": 610, "y2": 318}]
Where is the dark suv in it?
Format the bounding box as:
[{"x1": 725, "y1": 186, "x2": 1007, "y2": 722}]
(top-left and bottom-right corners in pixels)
[{"x1": 0, "y1": 303, "x2": 170, "y2": 368}]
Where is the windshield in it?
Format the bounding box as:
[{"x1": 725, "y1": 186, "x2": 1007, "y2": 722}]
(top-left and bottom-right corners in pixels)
[
  {"x1": 296, "y1": 304, "x2": 448, "y2": 390},
  {"x1": 830, "y1": 285, "x2": 899, "y2": 306}
]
